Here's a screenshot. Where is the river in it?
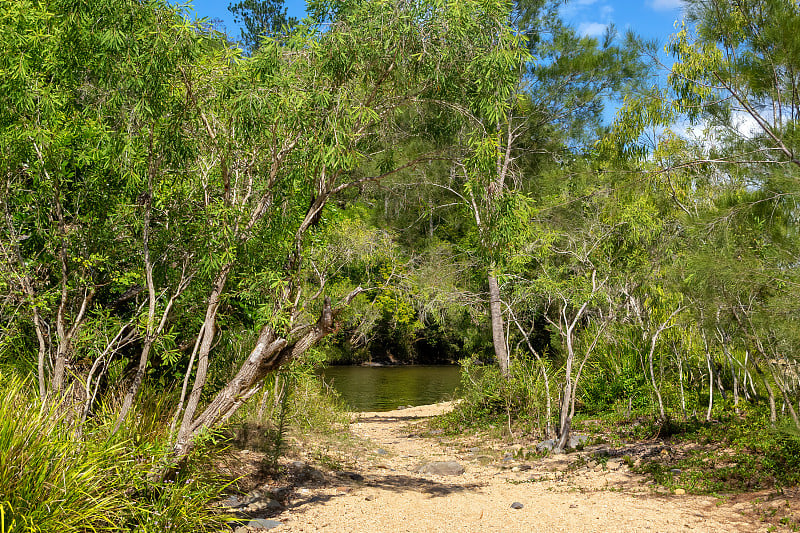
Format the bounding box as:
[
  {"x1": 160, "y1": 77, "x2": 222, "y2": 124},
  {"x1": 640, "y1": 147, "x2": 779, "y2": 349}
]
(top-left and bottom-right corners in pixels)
[{"x1": 317, "y1": 365, "x2": 462, "y2": 412}]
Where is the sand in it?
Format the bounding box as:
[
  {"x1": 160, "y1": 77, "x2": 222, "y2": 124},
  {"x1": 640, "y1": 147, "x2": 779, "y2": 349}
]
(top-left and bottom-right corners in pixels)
[{"x1": 255, "y1": 402, "x2": 787, "y2": 532}]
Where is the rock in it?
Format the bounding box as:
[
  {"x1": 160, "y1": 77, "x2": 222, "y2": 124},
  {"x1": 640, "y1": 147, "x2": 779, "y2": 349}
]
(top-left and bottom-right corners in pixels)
[
  {"x1": 224, "y1": 495, "x2": 242, "y2": 508},
  {"x1": 273, "y1": 486, "x2": 292, "y2": 501},
  {"x1": 245, "y1": 498, "x2": 284, "y2": 513},
  {"x1": 511, "y1": 502, "x2": 524, "y2": 509},
  {"x1": 674, "y1": 488, "x2": 686, "y2": 495},
  {"x1": 247, "y1": 518, "x2": 283, "y2": 530},
  {"x1": 670, "y1": 468, "x2": 682, "y2": 475},
  {"x1": 376, "y1": 448, "x2": 389, "y2": 455},
  {"x1": 568, "y1": 434, "x2": 590, "y2": 448},
  {"x1": 291, "y1": 461, "x2": 325, "y2": 483},
  {"x1": 606, "y1": 460, "x2": 622, "y2": 470},
  {"x1": 537, "y1": 434, "x2": 589, "y2": 452},
  {"x1": 535, "y1": 439, "x2": 556, "y2": 452},
  {"x1": 502, "y1": 453, "x2": 514, "y2": 462},
  {"x1": 417, "y1": 461, "x2": 465, "y2": 476}
]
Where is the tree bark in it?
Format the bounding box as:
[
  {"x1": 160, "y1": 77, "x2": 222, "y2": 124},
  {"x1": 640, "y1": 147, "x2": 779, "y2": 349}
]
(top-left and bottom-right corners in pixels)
[
  {"x1": 488, "y1": 271, "x2": 509, "y2": 377},
  {"x1": 175, "y1": 263, "x2": 232, "y2": 447},
  {"x1": 173, "y1": 295, "x2": 346, "y2": 458}
]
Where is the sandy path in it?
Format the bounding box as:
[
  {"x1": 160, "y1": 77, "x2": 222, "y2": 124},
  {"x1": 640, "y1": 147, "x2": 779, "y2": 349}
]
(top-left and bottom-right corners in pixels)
[{"x1": 270, "y1": 402, "x2": 768, "y2": 532}]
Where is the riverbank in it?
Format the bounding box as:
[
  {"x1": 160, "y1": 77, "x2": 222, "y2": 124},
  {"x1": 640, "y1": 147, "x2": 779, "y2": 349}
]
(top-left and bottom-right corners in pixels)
[{"x1": 222, "y1": 401, "x2": 797, "y2": 532}]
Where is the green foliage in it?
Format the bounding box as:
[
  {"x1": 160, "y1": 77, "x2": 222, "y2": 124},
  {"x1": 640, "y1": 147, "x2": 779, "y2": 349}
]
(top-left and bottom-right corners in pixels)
[
  {"x1": 1, "y1": 0, "x2": 529, "y2": 455},
  {"x1": 438, "y1": 355, "x2": 551, "y2": 436},
  {"x1": 579, "y1": 356, "x2": 653, "y2": 416},
  {"x1": 633, "y1": 411, "x2": 800, "y2": 493},
  {"x1": 0, "y1": 373, "x2": 229, "y2": 532}
]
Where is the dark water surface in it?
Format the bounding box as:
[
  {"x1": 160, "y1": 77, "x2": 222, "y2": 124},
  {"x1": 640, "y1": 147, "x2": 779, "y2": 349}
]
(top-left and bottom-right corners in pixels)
[{"x1": 317, "y1": 365, "x2": 462, "y2": 412}]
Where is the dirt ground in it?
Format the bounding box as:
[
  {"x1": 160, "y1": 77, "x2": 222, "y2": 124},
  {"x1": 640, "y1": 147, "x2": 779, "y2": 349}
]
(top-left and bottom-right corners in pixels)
[{"x1": 230, "y1": 402, "x2": 799, "y2": 532}]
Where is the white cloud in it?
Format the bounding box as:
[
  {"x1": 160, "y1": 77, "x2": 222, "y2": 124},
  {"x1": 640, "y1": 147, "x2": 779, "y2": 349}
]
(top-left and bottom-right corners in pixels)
[
  {"x1": 561, "y1": 0, "x2": 615, "y2": 38},
  {"x1": 731, "y1": 112, "x2": 761, "y2": 138},
  {"x1": 681, "y1": 112, "x2": 763, "y2": 153},
  {"x1": 648, "y1": 0, "x2": 683, "y2": 12},
  {"x1": 560, "y1": 0, "x2": 604, "y2": 19},
  {"x1": 578, "y1": 22, "x2": 609, "y2": 37}
]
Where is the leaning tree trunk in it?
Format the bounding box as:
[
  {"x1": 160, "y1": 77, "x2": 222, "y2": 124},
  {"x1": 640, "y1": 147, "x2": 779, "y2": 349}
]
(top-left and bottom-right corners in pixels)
[{"x1": 173, "y1": 291, "x2": 359, "y2": 459}]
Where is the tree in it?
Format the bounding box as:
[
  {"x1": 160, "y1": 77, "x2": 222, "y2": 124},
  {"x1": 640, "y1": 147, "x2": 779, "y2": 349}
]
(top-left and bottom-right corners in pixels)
[
  {"x1": 171, "y1": 0, "x2": 528, "y2": 455},
  {"x1": 0, "y1": 0, "x2": 528, "y2": 457},
  {"x1": 228, "y1": 0, "x2": 297, "y2": 54},
  {"x1": 0, "y1": 0, "x2": 204, "y2": 406},
  {"x1": 601, "y1": 0, "x2": 800, "y2": 426},
  {"x1": 366, "y1": 1, "x2": 649, "y2": 378}
]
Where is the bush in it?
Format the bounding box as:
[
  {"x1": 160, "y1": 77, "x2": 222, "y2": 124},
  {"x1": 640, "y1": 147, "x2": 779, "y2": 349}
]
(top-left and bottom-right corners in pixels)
[{"x1": 437, "y1": 355, "x2": 550, "y2": 437}]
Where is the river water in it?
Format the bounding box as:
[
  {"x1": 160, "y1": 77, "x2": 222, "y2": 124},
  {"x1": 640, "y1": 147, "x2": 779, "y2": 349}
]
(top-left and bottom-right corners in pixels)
[{"x1": 317, "y1": 365, "x2": 462, "y2": 412}]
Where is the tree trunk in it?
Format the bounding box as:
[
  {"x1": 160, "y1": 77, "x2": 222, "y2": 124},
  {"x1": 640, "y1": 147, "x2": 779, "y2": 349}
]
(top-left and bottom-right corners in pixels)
[
  {"x1": 173, "y1": 296, "x2": 340, "y2": 457},
  {"x1": 555, "y1": 379, "x2": 572, "y2": 451},
  {"x1": 175, "y1": 263, "x2": 232, "y2": 447},
  {"x1": 488, "y1": 271, "x2": 509, "y2": 377},
  {"x1": 648, "y1": 334, "x2": 665, "y2": 420},
  {"x1": 763, "y1": 375, "x2": 777, "y2": 426},
  {"x1": 706, "y1": 352, "x2": 714, "y2": 421},
  {"x1": 555, "y1": 319, "x2": 576, "y2": 452}
]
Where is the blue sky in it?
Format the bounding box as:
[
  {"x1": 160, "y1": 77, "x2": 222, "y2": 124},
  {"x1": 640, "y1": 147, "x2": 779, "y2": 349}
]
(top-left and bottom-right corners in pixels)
[
  {"x1": 560, "y1": 0, "x2": 685, "y2": 49},
  {"x1": 184, "y1": 0, "x2": 687, "y2": 49}
]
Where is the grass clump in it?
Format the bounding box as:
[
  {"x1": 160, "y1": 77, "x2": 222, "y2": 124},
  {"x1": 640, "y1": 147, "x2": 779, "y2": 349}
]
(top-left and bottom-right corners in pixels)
[
  {"x1": 0, "y1": 373, "x2": 230, "y2": 532},
  {"x1": 0, "y1": 376, "x2": 122, "y2": 532}
]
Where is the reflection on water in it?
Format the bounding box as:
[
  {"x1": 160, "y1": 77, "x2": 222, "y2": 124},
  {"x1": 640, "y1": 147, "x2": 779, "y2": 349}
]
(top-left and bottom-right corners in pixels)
[{"x1": 317, "y1": 365, "x2": 462, "y2": 412}]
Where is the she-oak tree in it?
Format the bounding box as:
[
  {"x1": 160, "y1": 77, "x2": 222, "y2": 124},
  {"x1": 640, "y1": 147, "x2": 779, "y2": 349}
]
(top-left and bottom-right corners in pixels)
[{"x1": 0, "y1": 0, "x2": 528, "y2": 456}]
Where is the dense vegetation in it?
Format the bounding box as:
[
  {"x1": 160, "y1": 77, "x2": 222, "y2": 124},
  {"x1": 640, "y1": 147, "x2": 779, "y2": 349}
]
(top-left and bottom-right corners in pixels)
[{"x1": 2, "y1": 0, "x2": 800, "y2": 529}]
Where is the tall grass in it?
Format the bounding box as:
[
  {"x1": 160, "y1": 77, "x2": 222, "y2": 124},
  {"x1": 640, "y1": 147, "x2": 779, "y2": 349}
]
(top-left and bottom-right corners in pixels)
[
  {"x1": 0, "y1": 376, "x2": 122, "y2": 531},
  {"x1": 0, "y1": 373, "x2": 230, "y2": 532}
]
